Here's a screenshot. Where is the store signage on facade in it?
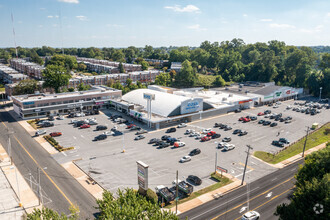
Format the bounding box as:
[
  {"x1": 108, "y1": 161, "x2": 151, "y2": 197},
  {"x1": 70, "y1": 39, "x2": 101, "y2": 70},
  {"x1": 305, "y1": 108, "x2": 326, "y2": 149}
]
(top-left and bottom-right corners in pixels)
[
  {"x1": 264, "y1": 95, "x2": 273, "y2": 100},
  {"x1": 286, "y1": 90, "x2": 290, "y2": 94},
  {"x1": 137, "y1": 161, "x2": 149, "y2": 191},
  {"x1": 238, "y1": 99, "x2": 252, "y2": 104},
  {"x1": 275, "y1": 92, "x2": 282, "y2": 97},
  {"x1": 95, "y1": 101, "x2": 104, "y2": 105},
  {"x1": 143, "y1": 93, "x2": 155, "y2": 100},
  {"x1": 67, "y1": 103, "x2": 82, "y2": 108},
  {"x1": 23, "y1": 101, "x2": 35, "y2": 105},
  {"x1": 181, "y1": 98, "x2": 203, "y2": 114}
]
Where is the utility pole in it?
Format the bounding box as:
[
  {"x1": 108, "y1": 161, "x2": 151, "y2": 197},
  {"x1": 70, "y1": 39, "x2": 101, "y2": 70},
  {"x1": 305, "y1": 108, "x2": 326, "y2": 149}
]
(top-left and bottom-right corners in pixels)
[
  {"x1": 175, "y1": 170, "x2": 178, "y2": 214},
  {"x1": 302, "y1": 127, "x2": 310, "y2": 157},
  {"x1": 241, "y1": 145, "x2": 253, "y2": 185},
  {"x1": 319, "y1": 87, "x2": 322, "y2": 101},
  {"x1": 215, "y1": 151, "x2": 218, "y2": 174},
  {"x1": 38, "y1": 167, "x2": 41, "y2": 205}
]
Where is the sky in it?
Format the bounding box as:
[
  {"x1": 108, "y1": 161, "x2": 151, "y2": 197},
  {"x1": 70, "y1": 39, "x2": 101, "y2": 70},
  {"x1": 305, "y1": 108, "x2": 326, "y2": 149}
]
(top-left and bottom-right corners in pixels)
[{"x1": 0, "y1": 0, "x2": 330, "y2": 48}]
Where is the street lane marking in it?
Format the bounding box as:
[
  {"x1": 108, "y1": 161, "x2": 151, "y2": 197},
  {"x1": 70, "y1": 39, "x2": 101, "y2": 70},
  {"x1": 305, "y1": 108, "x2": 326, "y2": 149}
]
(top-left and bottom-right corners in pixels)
[
  {"x1": 238, "y1": 162, "x2": 255, "y2": 170},
  {"x1": 12, "y1": 136, "x2": 73, "y2": 206},
  {"x1": 234, "y1": 187, "x2": 295, "y2": 220},
  {"x1": 209, "y1": 177, "x2": 294, "y2": 220},
  {"x1": 271, "y1": 178, "x2": 277, "y2": 182},
  {"x1": 234, "y1": 169, "x2": 253, "y2": 178}
]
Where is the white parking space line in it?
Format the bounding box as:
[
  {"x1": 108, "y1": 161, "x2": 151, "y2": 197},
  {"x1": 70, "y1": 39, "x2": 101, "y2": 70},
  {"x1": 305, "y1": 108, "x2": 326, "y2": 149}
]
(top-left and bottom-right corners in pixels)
[
  {"x1": 61, "y1": 151, "x2": 67, "y2": 156},
  {"x1": 234, "y1": 169, "x2": 253, "y2": 178},
  {"x1": 251, "y1": 135, "x2": 267, "y2": 142}
]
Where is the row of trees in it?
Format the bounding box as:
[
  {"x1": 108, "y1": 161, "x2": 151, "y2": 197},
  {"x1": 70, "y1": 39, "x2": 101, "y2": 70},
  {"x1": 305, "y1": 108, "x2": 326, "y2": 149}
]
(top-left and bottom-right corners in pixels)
[
  {"x1": 275, "y1": 142, "x2": 330, "y2": 219},
  {"x1": 27, "y1": 188, "x2": 179, "y2": 220}
]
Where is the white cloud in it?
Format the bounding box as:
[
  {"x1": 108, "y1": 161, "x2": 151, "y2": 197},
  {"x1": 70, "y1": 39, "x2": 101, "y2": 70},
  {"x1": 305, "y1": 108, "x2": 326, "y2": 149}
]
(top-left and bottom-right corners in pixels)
[
  {"x1": 52, "y1": 24, "x2": 58, "y2": 27},
  {"x1": 76, "y1": 15, "x2": 88, "y2": 21},
  {"x1": 106, "y1": 24, "x2": 124, "y2": 28},
  {"x1": 17, "y1": 21, "x2": 22, "y2": 24},
  {"x1": 38, "y1": 25, "x2": 43, "y2": 28},
  {"x1": 55, "y1": 15, "x2": 59, "y2": 18},
  {"x1": 260, "y1": 18, "x2": 272, "y2": 22},
  {"x1": 58, "y1": 0, "x2": 79, "y2": 3},
  {"x1": 243, "y1": 14, "x2": 248, "y2": 17},
  {"x1": 300, "y1": 25, "x2": 323, "y2": 33},
  {"x1": 187, "y1": 24, "x2": 207, "y2": 31},
  {"x1": 327, "y1": 12, "x2": 330, "y2": 17},
  {"x1": 47, "y1": 15, "x2": 53, "y2": 18},
  {"x1": 269, "y1": 23, "x2": 296, "y2": 29},
  {"x1": 164, "y1": 5, "x2": 200, "y2": 13}
]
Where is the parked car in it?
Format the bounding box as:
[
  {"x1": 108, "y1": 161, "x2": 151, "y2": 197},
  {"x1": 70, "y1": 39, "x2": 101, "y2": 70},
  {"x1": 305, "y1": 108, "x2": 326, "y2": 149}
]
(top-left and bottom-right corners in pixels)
[
  {"x1": 180, "y1": 156, "x2": 191, "y2": 163},
  {"x1": 88, "y1": 120, "x2": 98, "y2": 125},
  {"x1": 187, "y1": 175, "x2": 202, "y2": 185},
  {"x1": 161, "y1": 135, "x2": 171, "y2": 140},
  {"x1": 201, "y1": 136, "x2": 211, "y2": 142},
  {"x1": 250, "y1": 116, "x2": 257, "y2": 121},
  {"x1": 41, "y1": 122, "x2": 54, "y2": 127},
  {"x1": 233, "y1": 129, "x2": 242, "y2": 134},
  {"x1": 166, "y1": 127, "x2": 177, "y2": 133},
  {"x1": 130, "y1": 126, "x2": 141, "y2": 130},
  {"x1": 177, "y1": 123, "x2": 187, "y2": 128},
  {"x1": 134, "y1": 135, "x2": 145, "y2": 140},
  {"x1": 222, "y1": 137, "x2": 232, "y2": 142},
  {"x1": 258, "y1": 120, "x2": 265, "y2": 124},
  {"x1": 136, "y1": 129, "x2": 148, "y2": 135},
  {"x1": 217, "y1": 142, "x2": 226, "y2": 149},
  {"x1": 50, "y1": 132, "x2": 62, "y2": 137},
  {"x1": 235, "y1": 109, "x2": 241, "y2": 113},
  {"x1": 207, "y1": 131, "x2": 216, "y2": 136},
  {"x1": 219, "y1": 124, "x2": 227, "y2": 129},
  {"x1": 174, "y1": 142, "x2": 185, "y2": 148},
  {"x1": 189, "y1": 148, "x2": 201, "y2": 156},
  {"x1": 212, "y1": 133, "x2": 221, "y2": 139},
  {"x1": 239, "y1": 131, "x2": 248, "y2": 136},
  {"x1": 273, "y1": 105, "x2": 279, "y2": 108},
  {"x1": 257, "y1": 112, "x2": 264, "y2": 116},
  {"x1": 158, "y1": 142, "x2": 170, "y2": 149},
  {"x1": 96, "y1": 125, "x2": 108, "y2": 131},
  {"x1": 35, "y1": 130, "x2": 46, "y2": 136},
  {"x1": 37, "y1": 120, "x2": 49, "y2": 125},
  {"x1": 263, "y1": 121, "x2": 271, "y2": 126},
  {"x1": 264, "y1": 110, "x2": 271, "y2": 114},
  {"x1": 48, "y1": 116, "x2": 55, "y2": 121},
  {"x1": 243, "y1": 117, "x2": 251, "y2": 122},
  {"x1": 67, "y1": 113, "x2": 75, "y2": 118},
  {"x1": 223, "y1": 144, "x2": 235, "y2": 151},
  {"x1": 238, "y1": 117, "x2": 245, "y2": 121},
  {"x1": 94, "y1": 134, "x2": 107, "y2": 141},
  {"x1": 241, "y1": 211, "x2": 260, "y2": 220},
  {"x1": 184, "y1": 129, "x2": 195, "y2": 135},
  {"x1": 279, "y1": 138, "x2": 290, "y2": 144},
  {"x1": 224, "y1": 126, "x2": 232, "y2": 131},
  {"x1": 80, "y1": 124, "x2": 90, "y2": 129},
  {"x1": 195, "y1": 134, "x2": 204, "y2": 139},
  {"x1": 168, "y1": 138, "x2": 180, "y2": 144},
  {"x1": 214, "y1": 123, "x2": 224, "y2": 127},
  {"x1": 189, "y1": 132, "x2": 199, "y2": 137},
  {"x1": 202, "y1": 128, "x2": 212, "y2": 134},
  {"x1": 103, "y1": 131, "x2": 114, "y2": 136},
  {"x1": 57, "y1": 116, "x2": 64, "y2": 120},
  {"x1": 272, "y1": 140, "x2": 284, "y2": 147},
  {"x1": 127, "y1": 124, "x2": 136, "y2": 129},
  {"x1": 270, "y1": 122, "x2": 278, "y2": 127},
  {"x1": 285, "y1": 120, "x2": 292, "y2": 124},
  {"x1": 148, "y1": 138, "x2": 160, "y2": 144}
]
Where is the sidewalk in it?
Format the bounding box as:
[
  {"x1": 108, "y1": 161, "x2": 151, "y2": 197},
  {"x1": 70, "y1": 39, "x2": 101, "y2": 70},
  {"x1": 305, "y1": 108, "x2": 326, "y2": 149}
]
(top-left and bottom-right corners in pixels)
[
  {"x1": 252, "y1": 142, "x2": 328, "y2": 169},
  {"x1": 0, "y1": 143, "x2": 41, "y2": 217},
  {"x1": 169, "y1": 173, "x2": 243, "y2": 214}
]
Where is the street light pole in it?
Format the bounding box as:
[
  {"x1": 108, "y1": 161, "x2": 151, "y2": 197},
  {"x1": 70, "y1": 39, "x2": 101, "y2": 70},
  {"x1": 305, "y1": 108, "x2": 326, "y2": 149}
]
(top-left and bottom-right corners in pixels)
[
  {"x1": 302, "y1": 127, "x2": 310, "y2": 158},
  {"x1": 175, "y1": 170, "x2": 178, "y2": 214},
  {"x1": 241, "y1": 145, "x2": 253, "y2": 185},
  {"x1": 319, "y1": 87, "x2": 322, "y2": 101}
]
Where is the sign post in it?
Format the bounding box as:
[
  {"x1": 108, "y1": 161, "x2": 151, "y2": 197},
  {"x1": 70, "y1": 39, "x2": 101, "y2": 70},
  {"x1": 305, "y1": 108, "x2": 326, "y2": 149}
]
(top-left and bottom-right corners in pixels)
[
  {"x1": 216, "y1": 166, "x2": 228, "y2": 178},
  {"x1": 143, "y1": 93, "x2": 155, "y2": 128},
  {"x1": 137, "y1": 161, "x2": 149, "y2": 195}
]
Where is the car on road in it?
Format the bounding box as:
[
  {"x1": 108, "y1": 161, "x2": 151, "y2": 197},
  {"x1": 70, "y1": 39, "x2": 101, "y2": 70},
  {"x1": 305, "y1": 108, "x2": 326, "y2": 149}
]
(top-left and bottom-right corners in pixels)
[
  {"x1": 257, "y1": 112, "x2": 264, "y2": 116},
  {"x1": 158, "y1": 142, "x2": 170, "y2": 149},
  {"x1": 263, "y1": 121, "x2": 271, "y2": 126},
  {"x1": 177, "y1": 123, "x2": 187, "y2": 128},
  {"x1": 187, "y1": 175, "x2": 202, "y2": 185},
  {"x1": 270, "y1": 122, "x2": 278, "y2": 127},
  {"x1": 223, "y1": 144, "x2": 235, "y2": 151},
  {"x1": 94, "y1": 134, "x2": 107, "y2": 141},
  {"x1": 134, "y1": 135, "x2": 145, "y2": 140},
  {"x1": 35, "y1": 130, "x2": 46, "y2": 136},
  {"x1": 80, "y1": 124, "x2": 90, "y2": 129},
  {"x1": 148, "y1": 138, "x2": 160, "y2": 144},
  {"x1": 222, "y1": 137, "x2": 232, "y2": 142},
  {"x1": 212, "y1": 133, "x2": 221, "y2": 139},
  {"x1": 272, "y1": 140, "x2": 284, "y2": 147},
  {"x1": 50, "y1": 132, "x2": 62, "y2": 137},
  {"x1": 239, "y1": 131, "x2": 248, "y2": 136},
  {"x1": 103, "y1": 131, "x2": 114, "y2": 136},
  {"x1": 201, "y1": 136, "x2": 211, "y2": 142},
  {"x1": 166, "y1": 127, "x2": 176, "y2": 133},
  {"x1": 202, "y1": 128, "x2": 212, "y2": 134},
  {"x1": 279, "y1": 138, "x2": 290, "y2": 144},
  {"x1": 96, "y1": 125, "x2": 108, "y2": 131},
  {"x1": 241, "y1": 211, "x2": 260, "y2": 220},
  {"x1": 130, "y1": 126, "x2": 141, "y2": 131},
  {"x1": 174, "y1": 142, "x2": 185, "y2": 148},
  {"x1": 233, "y1": 129, "x2": 242, "y2": 134},
  {"x1": 258, "y1": 120, "x2": 265, "y2": 124},
  {"x1": 136, "y1": 129, "x2": 148, "y2": 135},
  {"x1": 189, "y1": 148, "x2": 201, "y2": 156},
  {"x1": 180, "y1": 156, "x2": 191, "y2": 163}
]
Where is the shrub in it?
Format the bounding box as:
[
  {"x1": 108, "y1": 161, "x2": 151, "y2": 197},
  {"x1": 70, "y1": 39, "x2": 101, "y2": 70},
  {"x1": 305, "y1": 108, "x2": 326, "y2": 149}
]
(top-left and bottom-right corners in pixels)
[{"x1": 145, "y1": 188, "x2": 158, "y2": 204}]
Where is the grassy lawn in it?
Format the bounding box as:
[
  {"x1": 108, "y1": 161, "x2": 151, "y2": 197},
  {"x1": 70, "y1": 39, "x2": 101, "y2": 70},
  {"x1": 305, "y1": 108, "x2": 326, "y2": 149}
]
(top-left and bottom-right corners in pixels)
[
  {"x1": 27, "y1": 120, "x2": 39, "y2": 130},
  {"x1": 165, "y1": 172, "x2": 232, "y2": 208},
  {"x1": 0, "y1": 88, "x2": 5, "y2": 92},
  {"x1": 254, "y1": 123, "x2": 330, "y2": 164}
]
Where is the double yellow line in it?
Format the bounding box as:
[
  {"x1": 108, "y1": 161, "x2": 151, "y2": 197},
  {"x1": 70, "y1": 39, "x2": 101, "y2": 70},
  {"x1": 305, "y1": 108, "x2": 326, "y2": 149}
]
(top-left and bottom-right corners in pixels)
[
  {"x1": 1, "y1": 120, "x2": 73, "y2": 206},
  {"x1": 211, "y1": 177, "x2": 294, "y2": 220}
]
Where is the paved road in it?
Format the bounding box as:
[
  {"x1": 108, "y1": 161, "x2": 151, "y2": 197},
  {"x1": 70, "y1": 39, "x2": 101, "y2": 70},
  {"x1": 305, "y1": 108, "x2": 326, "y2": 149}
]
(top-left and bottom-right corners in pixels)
[
  {"x1": 0, "y1": 109, "x2": 98, "y2": 219},
  {"x1": 179, "y1": 159, "x2": 303, "y2": 220}
]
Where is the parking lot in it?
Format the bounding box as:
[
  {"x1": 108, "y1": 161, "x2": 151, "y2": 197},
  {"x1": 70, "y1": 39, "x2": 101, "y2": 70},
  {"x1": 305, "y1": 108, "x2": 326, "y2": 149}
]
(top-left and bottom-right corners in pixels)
[{"x1": 35, "y1": 99, "x2": 330, "y2": 195}]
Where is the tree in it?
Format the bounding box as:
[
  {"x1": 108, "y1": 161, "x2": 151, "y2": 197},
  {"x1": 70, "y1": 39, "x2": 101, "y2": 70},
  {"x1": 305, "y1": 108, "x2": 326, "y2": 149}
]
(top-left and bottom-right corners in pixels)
[
  {"x1": 43, "y1": 65, "x2": 71, "y2": 93},
  {"x1": 77, "y1": 83, "x2": 90, "y2": 91},
  {"x1": 29, "y1": 50, "x2": 44, "y2": 65},
  {"x1": 213, "y1": 75, "x2": 226, "y2": 87},
  {"x1": 46, "y1": 55, "x2": 78, "y2": 70},
  {"x1": 119, "y1": 62, "x2": 125, "y2": 73},
  {"x1": 112, "y1": 50, "x2": 125, "y2": 62},
  {"x1": 141, "y1": 60, "x2": 149, "y2": 70},
  {"x1": 77, "y1": 63, "x2": 87, "y2": 72},
  {"x1": 174, "y1": 60, "x2": 197, "y2": 87},
  {"x1": 27, "y1": 204, "x2": 79, "y2": 220},
  {"x1": 275, "y1": 144, "x2": 330, "y2": 220},
  {"x1": 155, "y1": 72, "x2": 171, "y2": 86},
  {"x1": 13, "y1": 79, "x2": 39, "y2": 95},
  {"x1": 96, "y1": 188, "x2": 178, "y2": 220}
]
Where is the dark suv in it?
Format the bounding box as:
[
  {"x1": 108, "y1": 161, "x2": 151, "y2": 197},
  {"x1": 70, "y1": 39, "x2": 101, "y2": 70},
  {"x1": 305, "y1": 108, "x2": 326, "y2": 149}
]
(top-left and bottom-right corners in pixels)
[
  {"x1": 94, "y1": 134, "x2": 107, "y2": 141},
  {"x1": 189, "y1": 148, "x2": 201, "y2": 156},
  {"x1": 41, "y1": 122, "x2": 54, "y2": 127},
  {"x1": 166, "y1": 127, "x2": 176, "y2": 133},
  {"x1": 96, "y1": 125, "x2": 108, "y2": 131}
]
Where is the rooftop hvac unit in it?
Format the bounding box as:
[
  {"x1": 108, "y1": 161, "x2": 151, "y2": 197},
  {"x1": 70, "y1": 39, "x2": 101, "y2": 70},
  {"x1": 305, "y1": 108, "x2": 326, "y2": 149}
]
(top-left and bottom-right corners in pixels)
[
  {"x1": 228, "y1": 94, "x2": 233, "y2": 97},
  {"x1": 222, "y1": 97, "x2": 227, "y2": 101}
]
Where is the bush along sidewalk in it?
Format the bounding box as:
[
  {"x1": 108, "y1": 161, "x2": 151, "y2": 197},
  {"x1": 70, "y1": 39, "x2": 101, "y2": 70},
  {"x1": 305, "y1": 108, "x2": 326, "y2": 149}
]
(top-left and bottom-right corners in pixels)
[{"x1": 43, "y1": 135, "x2": 74, "y2": 152}]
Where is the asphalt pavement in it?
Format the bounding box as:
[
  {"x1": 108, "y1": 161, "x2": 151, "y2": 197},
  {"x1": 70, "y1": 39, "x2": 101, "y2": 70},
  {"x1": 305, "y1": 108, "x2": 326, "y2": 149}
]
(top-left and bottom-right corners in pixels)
[
  {"x1": 0, "y1": 109, "x2": 98, "y2": 219},
  {"x1": 179, "y1": 159, "x2": 303, "y2": 220}
]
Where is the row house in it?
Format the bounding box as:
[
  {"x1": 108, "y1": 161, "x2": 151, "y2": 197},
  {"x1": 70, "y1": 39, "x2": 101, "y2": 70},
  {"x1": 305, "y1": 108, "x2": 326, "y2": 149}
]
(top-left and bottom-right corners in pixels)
[
  {"x1": 0, "y1": 64, "x2": 28, "y2": 84},
  {"x1": 76, "y1": 57, "x2": 142, "y2": 72},
  {"x1": 10, "y1": 58, "x2": 45, "y2": 80}
]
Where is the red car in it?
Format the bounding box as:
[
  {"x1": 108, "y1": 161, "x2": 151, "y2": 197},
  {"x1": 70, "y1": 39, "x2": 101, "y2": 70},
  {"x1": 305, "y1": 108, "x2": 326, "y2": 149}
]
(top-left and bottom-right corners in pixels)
[
  {"x1": 257, "y1": 112, "x2": 264, "y2": 116},
  {"x1": 207, "y1": 131, "x2": 216, "y2": 136},
  {"x1": 239, "y1": 117, "x2": 245, "y2": 121},
  {"x1": 243, "y1": 117, "x2": 251, "y2": 122},
  {"x1": 50, "y1": 132, "x2": 62, "y2": 137},
  {"x1": 201, "y1": 136, "x2": 211, "y2": 142},
  {"x1": 80, "y1": 124, "x2": 90, "y2": 129},
  {"x1": 127, "y1": 124, "x2": 136, "y2": 129}
]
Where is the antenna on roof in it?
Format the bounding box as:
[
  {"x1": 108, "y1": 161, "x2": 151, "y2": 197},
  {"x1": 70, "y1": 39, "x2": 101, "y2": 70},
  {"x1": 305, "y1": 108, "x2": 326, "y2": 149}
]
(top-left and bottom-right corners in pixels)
[{"x1": 11, "y1": 13, "x2": 18, "y2": 58}]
